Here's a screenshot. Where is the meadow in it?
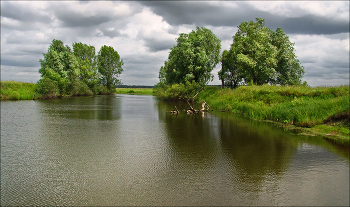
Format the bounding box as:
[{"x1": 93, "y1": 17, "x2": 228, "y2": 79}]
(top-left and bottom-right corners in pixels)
[
  {"x1": 0, "y1": 81, "x2": 38, "y2": 100},
  {"x1": 196, "y1": 84, "x2": 349, "y2": 143},
  {"x1": 115, "y1": 88, "x2": 153, "y2": 95}
]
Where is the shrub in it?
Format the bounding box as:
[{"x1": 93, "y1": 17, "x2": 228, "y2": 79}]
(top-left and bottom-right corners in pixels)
[
  {"x1": 36, "y1": 78, "x2": 60, "y2": 99},
  {"x1": 69, "y1": 80, "x2": 93, "y2": 96},
  {"x1": 154, "y1": 81, "x2": 202, "y2": 100}
]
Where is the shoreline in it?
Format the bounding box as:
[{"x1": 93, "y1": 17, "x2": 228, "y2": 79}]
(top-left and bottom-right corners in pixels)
[{"x1": 2, "y1": 81, "x2": 348, "y2": 145}]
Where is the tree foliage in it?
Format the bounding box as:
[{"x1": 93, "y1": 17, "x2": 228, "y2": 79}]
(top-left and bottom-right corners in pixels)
[
  {"x1": 37, "y1": 39, "x2": 123, "y2": 98},
  {"x1": 97, "y1": 45, "x2": 124, "y2": 91},
  {"x1": 38, "y1": 39, "x2": 79, "y2": 95},
  {"x1": 218, "y1": 49, "x2": 242, "y2": 88},
  {"x1": 221, "y1": 18, "x2": 304, "y2": 86},
  {"x1": 159, "y1": 27, "x2": 221, "y2": 86},
  {"x1": 271, "y1": 27, "x2": 305, "y2": 85},
  {"x1": 73, "y1": 42, "x2": 100, "y2": 90}
]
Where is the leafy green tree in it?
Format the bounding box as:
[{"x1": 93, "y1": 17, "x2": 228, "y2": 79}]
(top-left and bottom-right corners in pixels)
[
  {"x1": 72, "y1": 42, "x2": 100, "y2": 91},
  {"x1": 271, "y1": 28, "x2": 305, "y2": 85},
  {"x1": 228, "y1": 18, "x2": 304, "y2": 86},
  {"x1": 231, "y1": 18, "x2": 278, "y2": 85},
  {"x1": 97, "y1": 45, "x2": 124, "y2": 91},
  {"x1": 218, "y1": 49, "x2": 242, "y2": 88},
  {"x1": 38, "y1": 39, "x2": 79, "y2": 95},
  {"x1": 160, "y1": 27, "x2": 221, "y2": 86}
]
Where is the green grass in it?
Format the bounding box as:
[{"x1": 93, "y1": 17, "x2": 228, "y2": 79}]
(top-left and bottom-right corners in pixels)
[
  {"x1": 0, "y1": 81, "x2": 38, "y2": 100},
  {"x1": 115, "y1": 88, "x2": 153, "y2": 95},
  {"x1": 197, "y1": 84, "x2": 350, "y2": 143},
  {"x1": 0, "y1": 82, "x2": 155, "y2": 100}
]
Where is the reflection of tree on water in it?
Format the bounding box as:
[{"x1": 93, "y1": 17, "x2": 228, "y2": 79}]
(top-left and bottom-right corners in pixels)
[
  {"x1": 158, "y1": 99, "x2": 297, "y2": 194},
  {"x1": 216, "y1": 112, "x2": 297, "y2": 191},
  {"x1": 162, "y1": 110, "x2": 219, "y2": 169},
  {"x1": 38, "y1": 95, "x2": 121, "y2": 120}
]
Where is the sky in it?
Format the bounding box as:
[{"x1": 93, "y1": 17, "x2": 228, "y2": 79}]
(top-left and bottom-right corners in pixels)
[{"x1": 1, "y1": 1, "x2": 349, "y2": 87}]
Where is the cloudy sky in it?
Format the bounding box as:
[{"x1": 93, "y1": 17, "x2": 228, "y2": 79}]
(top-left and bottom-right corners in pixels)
[{"x1": 1, "y1": 1, "x2": 349, "y2": 87}]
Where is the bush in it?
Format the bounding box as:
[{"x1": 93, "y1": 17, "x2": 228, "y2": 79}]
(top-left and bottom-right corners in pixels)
[
  {"x1": 93, "y1": 85, "x2": 113, "y2": 95},
  {"x1": 154, "y1": 81, "x2": 202, "y2": 100},
  {"x1": 69, "y1": 80, "x2": 93, "y2": 96},
  {"x1": 36, "y1": 78, "x2": 60, "y2": 99}
]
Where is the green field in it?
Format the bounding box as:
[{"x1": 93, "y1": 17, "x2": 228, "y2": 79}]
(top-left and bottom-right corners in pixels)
[
  {"x1": 196, "y1": 85, "x2": 350, "y2": 144},
  {"x1": 0, "y1": 81, "x2": 38, "y2": 100},
  {"x1": 115, "y1": 88, "x2": 153, "y2": 95}
]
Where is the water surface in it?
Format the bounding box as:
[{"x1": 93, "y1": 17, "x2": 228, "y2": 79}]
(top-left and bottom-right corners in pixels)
[{"x1": 1, "y1": 95, "x2": 349, "y2": 206}]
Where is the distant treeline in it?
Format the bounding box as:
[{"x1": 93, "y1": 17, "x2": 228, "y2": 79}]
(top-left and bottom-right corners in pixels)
[{"x1": 117, "y1": 85, "x2": 154, "y2": 88}]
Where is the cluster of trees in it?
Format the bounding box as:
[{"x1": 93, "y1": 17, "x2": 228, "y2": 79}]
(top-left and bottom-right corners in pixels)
[
  {"x1": 156, "y1": 18, "x2": 305, "y2": 99},
  {"x1": 37, "y1": 39, "x2": 123, "y2": 98}
]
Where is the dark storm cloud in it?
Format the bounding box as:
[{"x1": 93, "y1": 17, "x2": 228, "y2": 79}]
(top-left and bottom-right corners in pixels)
[
  {"x1": 143, "y1": 38, "x2": 175, "y2": 52},
  {"x1": 123, "y1": 55, "x2": 166, "y2": 67},
  {"x1": 271, "y1": 15, "x2": 349, "y2": 35},
  {"x1": 1, "y1": 1, "x2": 51, "y2": 24},
  {"x1": 323, "y1": 60, "x2": 350, "y2": 69},
  {"x1": 100, "y1": 28, "x2": 122, "y2": 38},
  {"x1": 1, "y1": 57, "x2": 39, "y2": 68},
  {"x1": 141, "y1": 1, "x2": 348, "y2": 35},
  {"x1": 140, "y1": 1, "x2": 271, "y2": 27},
  {"x1": 54, "y1": 10, "x2": 112, "y2": 28}
]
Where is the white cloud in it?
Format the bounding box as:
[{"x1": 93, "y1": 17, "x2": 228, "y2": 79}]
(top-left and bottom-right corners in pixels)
[{"x1": 1, "y1": 17, "x2": 21, "y2": 27}]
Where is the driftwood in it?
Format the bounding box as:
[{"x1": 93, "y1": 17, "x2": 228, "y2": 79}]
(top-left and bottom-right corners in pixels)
[
  {"x1": 170, "y1": 106, "x2": 179, "y2": 114},
  {"x1": 170, "y1": 87, "x2": 209, "y2": 115},
  {"x1": 201, "y1": 101, "x2": 210, "y2": 112},
  {"x1": 170, "y1": 101, "x2": 210, "y2": 115}
]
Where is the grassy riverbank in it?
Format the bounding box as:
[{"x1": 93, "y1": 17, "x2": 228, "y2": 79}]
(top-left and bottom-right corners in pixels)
[
  {"x1": 197, "y1": 85, "x2": 349, "y2": 144},
  {"x1": 0, "y1": 81, "x2": 38, "y2": 100},
  {"x1": 0, "y1": 81, "x2": 154, "y2": 100},
  {"x1": 115, "y1": 88, "x2": 153, "y2": 95}
]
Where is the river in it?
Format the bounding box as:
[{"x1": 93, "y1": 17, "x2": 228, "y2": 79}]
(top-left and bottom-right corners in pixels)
[{"x1": 1, "y1": 94, "x2": 349, "y2": 206}]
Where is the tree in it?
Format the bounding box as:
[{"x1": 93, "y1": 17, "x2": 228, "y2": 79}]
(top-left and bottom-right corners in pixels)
[
  {"x1": 159, "y1": 27, "x2": 221, "y2": 86},
  {"x1": 38, "y1": 39, "x2": 79, "y2": 95},
  {"x1": 230, "y1": 18, "x2": 278, "y2": 85},
  {"x1": 228, "y1": 18, "x2": 304, "y2": 86},
  {"x1": 97, "y1": 45, "x2": 124, "y2": 90},
  {"x1": 218, "y1": 49, "x2": 242, "y2": 88},
  {"x1": 72, "y1": 42, "x2": 100, "y2": 90},
  {"x1": 271, "y1": 27, "x2": 305, "y2": 85}
]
